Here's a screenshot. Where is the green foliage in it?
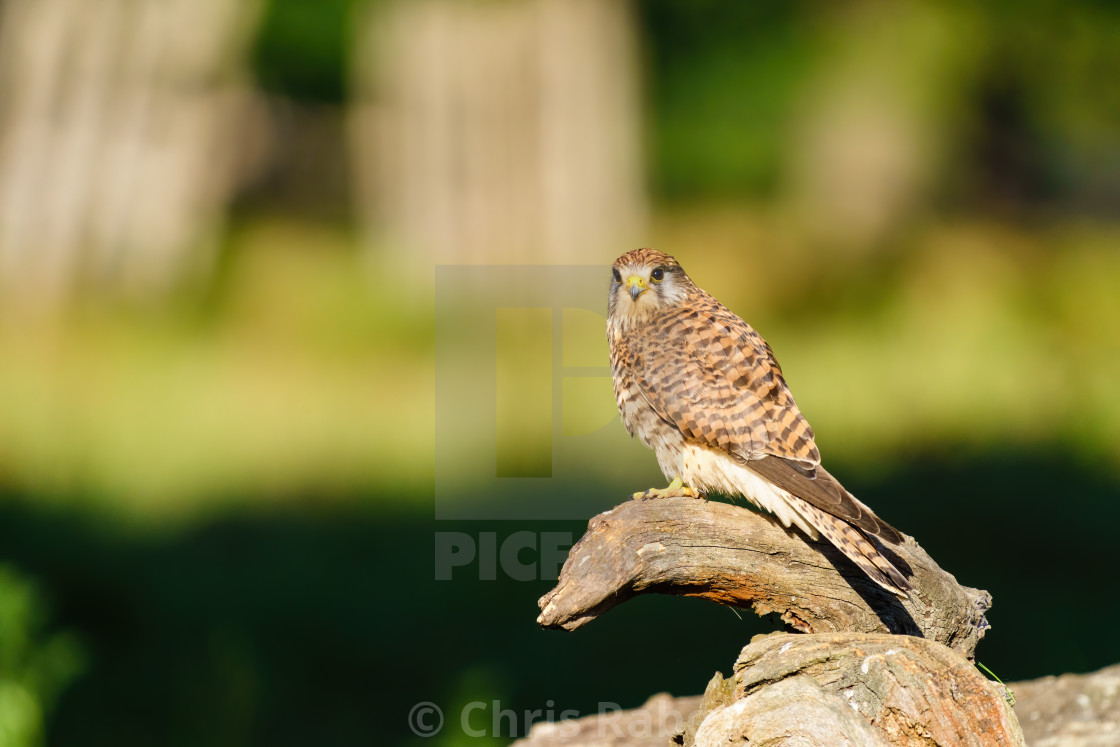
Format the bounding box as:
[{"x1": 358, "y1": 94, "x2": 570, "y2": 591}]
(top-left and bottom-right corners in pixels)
[
  {"x1": 0, "y1": 567, "x2": 83, "y2": 747},
  {"x1": 244, "y1": 0, "x2": 1120, "y2": 208},
  {"x1": 640, "y1": 2, "x2": 816, "y2": 199},
  {"x1": 976, "y1": 662, "x2": 1015, "y2": 706},
  {"x1": 252, "y1": 0, "x2": 362, "y2": 102},
  {"x1": 639, "y1": 0, "x2": 1120, "y2": 206}
]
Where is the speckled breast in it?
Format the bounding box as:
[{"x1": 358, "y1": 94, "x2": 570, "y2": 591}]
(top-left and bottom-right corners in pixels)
[{"x1": 607, "y1": 320, "x2": 686, "y2": 478}]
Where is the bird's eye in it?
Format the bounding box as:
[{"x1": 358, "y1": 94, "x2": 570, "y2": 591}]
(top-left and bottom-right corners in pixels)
[
  {"x1": 612, "y1": 268, "x2": 622, "y2": 283},
  {"x1": 650, "y1": 267, "x2": 665, "y2": 282}
]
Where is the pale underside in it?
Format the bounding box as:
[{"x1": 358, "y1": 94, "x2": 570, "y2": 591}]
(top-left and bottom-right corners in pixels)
[
  {"x1": 617, "y1": 377, "x2": 817, "y2": 535},
  {"x1": 679, "y1": 443, "x2": 820, "y2": 538}
]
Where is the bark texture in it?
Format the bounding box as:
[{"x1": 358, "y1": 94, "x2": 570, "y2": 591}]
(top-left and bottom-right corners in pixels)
[
  {"x1": 537, "y1": 496, "x2": 991, "y2": 659},
  {"x1": 703, "y1": 632, "x2": 1022, "y2": 747},
  {"x1": 690, "y1": 675, "x2": 893, "y2": 746},
  {"x1": 517, "y1": 633, "x2": 1025, "y2": 747},
  {"x1": 515, "y1": 661, "x2": 1120, "y2": 747}
]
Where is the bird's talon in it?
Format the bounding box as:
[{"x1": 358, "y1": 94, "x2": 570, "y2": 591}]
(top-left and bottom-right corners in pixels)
[{"x1": 630, "y1": 478, "x2": 703, "y2": 500}]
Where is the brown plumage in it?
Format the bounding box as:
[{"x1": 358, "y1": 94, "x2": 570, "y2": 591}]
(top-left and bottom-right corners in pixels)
[{"x1": 607, "y1": 248, "x2": 911, "y2": 596}]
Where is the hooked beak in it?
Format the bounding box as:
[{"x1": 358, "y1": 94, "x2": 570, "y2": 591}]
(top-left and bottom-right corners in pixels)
[{"x1": 626, "y1": 275, "x2": 646, "y2": 301}]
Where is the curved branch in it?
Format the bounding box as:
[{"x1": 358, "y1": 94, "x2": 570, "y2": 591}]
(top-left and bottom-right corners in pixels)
[{"x1": 537, "y1": 496, "x2": 991, "y2": 659}]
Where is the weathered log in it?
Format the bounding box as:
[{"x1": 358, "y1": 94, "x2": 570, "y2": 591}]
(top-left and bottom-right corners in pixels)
[
  {"x1": 515, "y1": 632, "x2": 1026, "y2": 747},
  {"x1": 697, "y1": 632, "x2": 1021, "y2": 746},
  {"x1": 688, "y1": 673, "x2": 894, "y2": 746},
  {"x1": 537, "y1": 496, "x2": 991, "y2": 659},
  {"x1": 516, "y1": 661, "x2": 1120, "y2": 747}
]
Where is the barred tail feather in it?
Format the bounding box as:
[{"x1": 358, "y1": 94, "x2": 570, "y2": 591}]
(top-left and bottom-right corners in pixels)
[{"x1": 793, "y1": 498, "x2": 912, "y2": 598}]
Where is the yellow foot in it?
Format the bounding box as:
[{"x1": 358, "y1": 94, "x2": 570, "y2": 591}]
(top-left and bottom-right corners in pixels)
[{"x1": 631, "y1": 476, "x2": 704, "y2": 500}]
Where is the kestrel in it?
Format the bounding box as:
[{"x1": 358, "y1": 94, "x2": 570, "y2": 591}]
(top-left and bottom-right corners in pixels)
[{"x1": 607, "y1": 248, "x2": 911, "y2": 596}]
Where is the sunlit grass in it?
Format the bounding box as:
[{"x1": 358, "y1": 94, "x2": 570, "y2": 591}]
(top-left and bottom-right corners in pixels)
[
  {"x1": 0, "y1": 220, "x2": 432, "y2": 520},
  {"x1": 0, "y1": 210, "x2": 1117, "y2": 521}
]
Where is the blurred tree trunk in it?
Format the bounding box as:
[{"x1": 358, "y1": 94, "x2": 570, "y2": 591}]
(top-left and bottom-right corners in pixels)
[
  {"x1": 350, "y1": 0, "x2": 646, "y2": 267},
  {"x1": 0, "y1": 0, "x2": 262, "y2": 310}
]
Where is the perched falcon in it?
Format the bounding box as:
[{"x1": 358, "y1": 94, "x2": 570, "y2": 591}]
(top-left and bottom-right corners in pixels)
[{"x1": 607, "y1": 248, "x2": 911, "y2": 596}]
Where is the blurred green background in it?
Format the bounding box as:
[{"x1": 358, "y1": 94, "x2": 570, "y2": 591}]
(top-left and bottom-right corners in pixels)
[{"x1": 0, "y1": 0, "x2": 1118, "y2": 744}]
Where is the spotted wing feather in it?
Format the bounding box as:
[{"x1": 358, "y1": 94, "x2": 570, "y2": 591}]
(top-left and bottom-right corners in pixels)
[{"x1": 625, "y1": 297, "x2": 816, "y2": 459}]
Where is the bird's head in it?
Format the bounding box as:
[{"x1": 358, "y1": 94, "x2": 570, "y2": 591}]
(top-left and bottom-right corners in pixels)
[{"x1": 607, "y1": 248, "x2": 693, "y2": 328}]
